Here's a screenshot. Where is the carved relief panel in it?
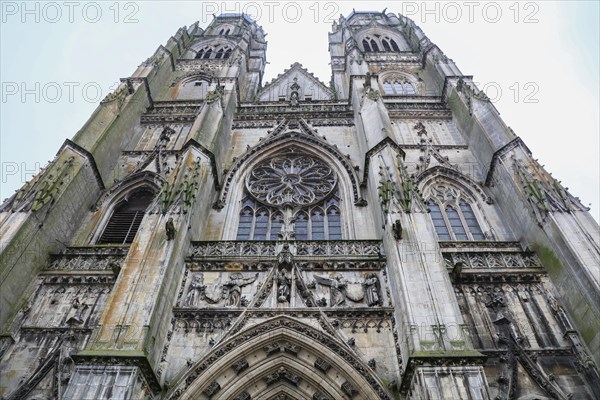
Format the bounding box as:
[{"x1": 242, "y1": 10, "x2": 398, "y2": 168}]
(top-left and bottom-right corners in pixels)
[
  {"x1": 18, "y1": 278, "x2": 112, "y2": 329},
  {"x1": 177, "y1": 271, "x2": 263, "y2": 308},
  {"x1": 304, "y1": 270, "x2": 387, "y2": 308}
]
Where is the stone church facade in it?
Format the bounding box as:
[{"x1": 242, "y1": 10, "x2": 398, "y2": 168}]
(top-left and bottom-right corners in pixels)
[{"x1": 1, "y1": 10, "x2": 599, "y2": 400}]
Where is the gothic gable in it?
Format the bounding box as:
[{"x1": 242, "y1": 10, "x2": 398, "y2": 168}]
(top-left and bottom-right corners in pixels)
[{"x1": 258, "y1": 63, "x2": 333, "y2": 102}]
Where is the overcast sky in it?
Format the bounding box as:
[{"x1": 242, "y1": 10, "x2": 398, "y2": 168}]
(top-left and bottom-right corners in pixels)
[{"x1": 1, "y1": 1, "x2": 598, "y2": 222}]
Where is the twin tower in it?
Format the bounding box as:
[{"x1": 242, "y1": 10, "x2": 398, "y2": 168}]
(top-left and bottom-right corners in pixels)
[{"x1": 1, "y1": 11, "x2": 599, "y2": 400}]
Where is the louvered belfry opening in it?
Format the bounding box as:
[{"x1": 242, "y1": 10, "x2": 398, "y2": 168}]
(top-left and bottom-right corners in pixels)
[{"x1": 98, "y1": 190, "x2": 155, "y2": 244}]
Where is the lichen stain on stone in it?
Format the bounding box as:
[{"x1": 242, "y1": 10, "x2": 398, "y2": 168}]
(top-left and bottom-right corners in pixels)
[{"x1": 531, "y1": 243, "x2": 563, "y2": 277}]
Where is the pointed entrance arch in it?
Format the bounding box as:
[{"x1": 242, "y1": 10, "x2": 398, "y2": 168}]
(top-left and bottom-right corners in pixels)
[{"x1": 167, "y1": 316, "x2": 392, "y2": 399}]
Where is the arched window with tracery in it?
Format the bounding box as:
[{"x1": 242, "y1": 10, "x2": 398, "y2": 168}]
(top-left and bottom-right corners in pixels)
[
  {"x1": 98, "y1": 189, "x2": 155, "y2": 244},
  {"x1": 215, "y1": 46, "x2": 232, "y2": 59},
  {"x1": 196, "y1": 47, "x2": 212, "y2": 59},
  {"x1": 382, "y1": 77, "x2": 417, "y2": 95},
  {"x1": 427, "y1": 184, "x2": 486, "y2": 241},
  {"x1": 196, "y1": 44, "x2": 233, "y2": 60},
  {"x1": 362, "y1": 34, "x2": 402, "y2": 52},
  {"x1": 235, "y1": 150, "x2": 343, "y2": 240}
]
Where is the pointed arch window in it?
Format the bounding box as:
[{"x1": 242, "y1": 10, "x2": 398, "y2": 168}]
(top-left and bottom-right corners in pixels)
[
  {"x1": 362, "y1": 35, "x2": 403, "y2": 53},
  {"x1": 270, "y1": 212, "x2": 283, "y2": 240},
  {"x1": 294, "y1": 211, "x2": 309, "y2": 240},
  {"x1": 382, "y1": 78, "x2": 417, "y2": 95},
  {"x1": 427, "y1": 184, "x2": 486, "y2": 241},
  {"x1": 98, "y1": 189, "x2": 155, "y2": 244},
  {"x1": 362, "y1": 39, "x2": 372, "y2": 52},
  {"x1": 196, "y1": 46, "x2": 214, "y2": 59},
  {"x1": 235, "y1": 151, "x2": 343, "y2": 240},
  {"x1": 235, "y1": 193, "x2": 343, "y2": 241},
  {"x1": 382, "y1": 39, "x2": 391, "y2": 51}
]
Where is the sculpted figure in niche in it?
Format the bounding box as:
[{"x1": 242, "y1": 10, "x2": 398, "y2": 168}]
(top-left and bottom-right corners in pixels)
[
  {"x1": 66, "y1": 297, "x2": 88, "y2": 325},
  {"x1": 290, "y1": 91, "x2": 299, "y2": 106},
  {"x1": 363, "y1": 273, "x2": 382, "y2": 306},
  {"x1": 185, "y1": 274, "x2": 206, "y2": 307},
  {"x1": 277, "y1": 269, "x2": 291, "y2": 303},
  {"x1": 223, "y1": 272, "x2": 258, "y2": 307},
  {"x1": 166, "y1": 217, "x2": 176, "y2": 240}
]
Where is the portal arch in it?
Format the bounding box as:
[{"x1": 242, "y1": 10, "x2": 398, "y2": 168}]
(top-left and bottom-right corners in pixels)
[{"x1": 166, "y1": 316, "x2": 391, "y2": 400}]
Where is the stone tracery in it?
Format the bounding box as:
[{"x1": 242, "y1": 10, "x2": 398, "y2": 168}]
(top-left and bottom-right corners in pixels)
[{"x1": 246, "y1": 152, "x2": 337, "y2": 207}]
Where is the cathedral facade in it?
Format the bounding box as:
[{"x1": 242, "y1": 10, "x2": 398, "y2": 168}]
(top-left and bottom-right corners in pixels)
[{"x1": 1, "y1": 11, "x2": 599, "y2": 400}]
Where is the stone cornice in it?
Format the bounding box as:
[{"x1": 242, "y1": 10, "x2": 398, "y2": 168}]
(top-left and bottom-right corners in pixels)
[
  {"x1": 485, "y1": 137, "x2": 530, "y2": 187},
  {"x1": 57, "y1": 139, "x2": 105, "y2": 190},
  {"x1": 361, "y1": 137, "x2": 405, "y2": 188},
  {"x1": 181, "y1": 138, "x2": 220, "y2": 190}
]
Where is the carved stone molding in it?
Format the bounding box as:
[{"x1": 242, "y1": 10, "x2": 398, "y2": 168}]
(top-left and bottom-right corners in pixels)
[
  {"x1": 186, "y1": 260, "x2": 386, "y2": 271},
  {"x1": 20, "y1": 327, "x2": 93, "y2": 335},
  {"x1": 175, "y1": 58, "x2": 228, "y2": 72},
  {"x1": 46, "y1": 249, "x2": 126, "y2": 272},
  {"x1": 341, "y1": 381, "x2": 358, "y2": 397},
  {"x1": 233, "y1": 391, "x2": 251, "y2": 400},
  {"x1": 264, "y1": 341, "x2": 301, "y2": 357},
  {"x1": 264, "y1": 366, "x2": 300, "y2": 386},
  {"x1": 231, "y1": 358, "x2": 249, "y2": 374},
  {"x1": 439, "y1": 241, "x2": 523, "y2": 251},
  {"x1": 452, "y1": 273, "x2": 543, "y2": 284},
  {"x1": 443, "y1": 251, "x2": 541, "y2": 270},
  {"x1": 40, "y1": 275, "x2": 116, "y2": 285},
  {"x1": 188, "y1": 240, "x2": 384, "y2": 261},
  {"x1": 232, "y1": 120, "x2": 277, "y2": 129},
  {"x1": 203, "y1": 381, "x2": 221, "y2": 397},
  {"x1": 314, "y1": 358, "x2": 331, "y2": 373},
  {"x1": 141, "y1": 100, "x2": 203, "y2": 124}
]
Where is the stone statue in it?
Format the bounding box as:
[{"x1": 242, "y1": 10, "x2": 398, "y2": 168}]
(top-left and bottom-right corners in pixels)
[
  {"x1": 66, "y1": 297, "x2": 88, "y2": 325},
  {"x1": 223, "y1": 273, "x2": 259, "y2": 307},
  {"x1": 363, "y1": 72, "x2": 372, "y2": 90},
  {"x1": 185, "y1": 274, "x2": 206, "y2": 307},
  {"x1": 277, "y1": 243, "x2": 293, "y2": 266},
  {"x1": 166, "y1": 217, "x2": 176, "y2": 240},
  {"x1": 278, "y1": 215, "x2": 295, "y2": 240},
  {"x1": 290, "y1": 91, "x2": 299, "y2": 106},
  {"x1": 363, "y1": 273, "x2": 381, "y2": 306},
  {"x1": 277, "y1": 269, "x2": 291, "y2": 303},
  {"x1": 392, "y1": 219, "x2": 402, "y2": 240}
]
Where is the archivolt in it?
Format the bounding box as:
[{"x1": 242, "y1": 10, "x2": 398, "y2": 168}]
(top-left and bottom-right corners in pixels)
[{"x1": 166, "y1": 316, "x2": 391, "y2": 400}]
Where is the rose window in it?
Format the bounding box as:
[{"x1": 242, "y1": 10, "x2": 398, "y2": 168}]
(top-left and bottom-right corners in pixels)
[{"x1": 246, "y1": 153, "x2": 337, "y2": 207}]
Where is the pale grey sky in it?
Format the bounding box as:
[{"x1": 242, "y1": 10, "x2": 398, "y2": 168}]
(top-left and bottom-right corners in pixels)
[{"x1": 1, "y1": 1, "x2": 598, "y2": 222}]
